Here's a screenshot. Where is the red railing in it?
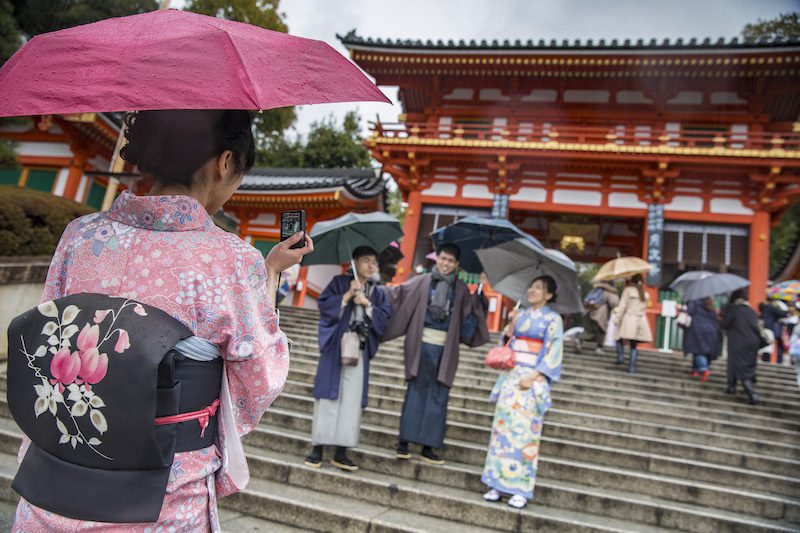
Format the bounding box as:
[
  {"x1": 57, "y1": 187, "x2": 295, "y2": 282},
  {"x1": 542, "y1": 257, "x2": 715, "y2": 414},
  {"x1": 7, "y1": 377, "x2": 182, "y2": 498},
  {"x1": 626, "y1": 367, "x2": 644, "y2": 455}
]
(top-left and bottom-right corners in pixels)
[{"x1": 371, "y1": 121, "x2": 800, "y2": 153}]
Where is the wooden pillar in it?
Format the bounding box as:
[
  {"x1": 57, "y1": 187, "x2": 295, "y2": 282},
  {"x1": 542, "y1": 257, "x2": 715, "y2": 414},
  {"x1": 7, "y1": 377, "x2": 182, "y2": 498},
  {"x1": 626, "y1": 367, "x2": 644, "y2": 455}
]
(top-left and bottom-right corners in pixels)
[
  {"x1": 293, "y1": 214, "x2": 316, "y2": 307},
  {"x1": 292, "y1": 267, "x2": 309, "y2": 307},
  {"x1": 748, "y1": 211, "x2": 770, "y2": 307},
  {"x1": 63, "y1": 149, "x2": 87, "y2": 200},
  {"x1": 396, "y1": 188, "x2": 422, "y2": 282}
]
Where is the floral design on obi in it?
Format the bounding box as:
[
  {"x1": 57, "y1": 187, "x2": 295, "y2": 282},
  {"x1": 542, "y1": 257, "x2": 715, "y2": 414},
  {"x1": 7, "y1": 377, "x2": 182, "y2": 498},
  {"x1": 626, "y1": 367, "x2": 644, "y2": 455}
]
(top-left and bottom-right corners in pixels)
[{"x1": 18, "y1": 299, "x2": 148, "y2": 460}]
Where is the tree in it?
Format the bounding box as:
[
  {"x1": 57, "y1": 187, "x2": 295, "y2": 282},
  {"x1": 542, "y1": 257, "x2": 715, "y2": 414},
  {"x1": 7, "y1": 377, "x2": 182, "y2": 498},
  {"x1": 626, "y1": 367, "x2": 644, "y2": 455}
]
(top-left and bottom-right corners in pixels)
[
  {"x1": 385, "y1": 186, "x2": 406, "y2": 227},
  {"x1": 769, "y1": 202, "x2": 800, "y2": 277},
  {"x1": 10, "y1": 0, "x2": 158, "y2": 38},
  {"x1": 0, "y1": 0, "x2": 21, "y2": 63},
  {"x1": 258, "y1": 111, "x2": 371, "y2": 168},
  {"x1": 185, "y1": 0, "x2": 296, "y2": 143},
  {"x1": 303, "y1": 112, "x2": 371, "y2": 168},
  {"x1": 742, "y1": 12, "x2": 800, "y2": 40}
]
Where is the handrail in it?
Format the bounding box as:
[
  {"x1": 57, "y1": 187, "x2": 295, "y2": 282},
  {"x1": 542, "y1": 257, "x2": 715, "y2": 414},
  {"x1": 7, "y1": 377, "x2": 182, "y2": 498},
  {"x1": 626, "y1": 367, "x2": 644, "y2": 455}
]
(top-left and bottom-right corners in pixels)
[{"x1": 370, "y1": 121, "x2": 800, "y2": 152}]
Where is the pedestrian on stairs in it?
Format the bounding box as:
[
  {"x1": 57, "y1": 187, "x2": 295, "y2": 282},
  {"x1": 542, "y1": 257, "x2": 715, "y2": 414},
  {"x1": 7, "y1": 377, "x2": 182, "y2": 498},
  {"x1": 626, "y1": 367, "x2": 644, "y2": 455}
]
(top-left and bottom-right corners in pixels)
[
  {"x1": 583, "y1": 281, "x2": 619, "y2": 354},
  {"x1": 681, "y1": 298, "x2": 721, "y2": 382},
  {"x1": 788, "y1": 301, "x2": 800, "y2": 388},
  {"x1": 722, "y1": 289, "x2": 762, "y2": 404},
  {"x1": 612, "y1": 274, "x2": 652, "y2": 373},
  {"x1": 305, "y1": 246, "x2": 392, "y2": 472},
  {"x1": 381, "y1": 244, "x2": 490, "y2": 465},
  {"x1": 482, "y1": 275, "x2": 563, "y2": 509}
]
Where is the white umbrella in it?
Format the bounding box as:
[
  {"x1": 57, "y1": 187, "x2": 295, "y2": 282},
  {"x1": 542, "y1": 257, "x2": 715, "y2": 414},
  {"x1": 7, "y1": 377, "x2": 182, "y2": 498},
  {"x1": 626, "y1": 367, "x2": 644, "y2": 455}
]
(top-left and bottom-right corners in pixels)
[{"x1": 476, "y1": 239, "x2": 584, "y2": 315}]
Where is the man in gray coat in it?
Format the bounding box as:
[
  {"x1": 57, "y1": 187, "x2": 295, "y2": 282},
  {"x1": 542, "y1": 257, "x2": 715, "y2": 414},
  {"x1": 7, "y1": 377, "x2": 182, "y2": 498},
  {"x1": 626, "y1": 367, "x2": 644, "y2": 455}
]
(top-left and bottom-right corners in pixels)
[{"x1": 382, "y1": 244, "x2": 489, "y2": 464}]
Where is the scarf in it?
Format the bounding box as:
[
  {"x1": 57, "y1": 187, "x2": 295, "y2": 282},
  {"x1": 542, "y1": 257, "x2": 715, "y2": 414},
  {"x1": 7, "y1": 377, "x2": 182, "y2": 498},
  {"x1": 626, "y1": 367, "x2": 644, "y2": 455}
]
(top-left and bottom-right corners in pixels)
[{"x1": 429, "y1": 267, "x2": 456, "y2": 322}]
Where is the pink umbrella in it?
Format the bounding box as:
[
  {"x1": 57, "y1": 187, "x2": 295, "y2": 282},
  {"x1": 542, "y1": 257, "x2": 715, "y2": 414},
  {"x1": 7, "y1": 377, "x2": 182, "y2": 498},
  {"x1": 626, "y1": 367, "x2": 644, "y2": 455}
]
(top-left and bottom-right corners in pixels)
[{"x1": 0, "y1": 9, "x2": 389, "y2": 117}]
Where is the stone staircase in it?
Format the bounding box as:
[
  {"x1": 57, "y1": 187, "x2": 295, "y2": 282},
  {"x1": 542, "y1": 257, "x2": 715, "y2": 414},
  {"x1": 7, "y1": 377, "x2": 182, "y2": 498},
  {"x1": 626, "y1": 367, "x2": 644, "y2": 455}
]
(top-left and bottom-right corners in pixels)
[{"x1": 0, "y1": 305, "x2": 798, "y2": 531}]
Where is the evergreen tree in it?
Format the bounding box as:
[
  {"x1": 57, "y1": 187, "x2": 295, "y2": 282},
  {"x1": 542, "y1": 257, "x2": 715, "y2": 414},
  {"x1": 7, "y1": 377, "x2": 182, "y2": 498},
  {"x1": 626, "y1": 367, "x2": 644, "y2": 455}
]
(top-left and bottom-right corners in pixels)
[{"x1": 742, "y1": 12, "x2": 800, "y2": 40}]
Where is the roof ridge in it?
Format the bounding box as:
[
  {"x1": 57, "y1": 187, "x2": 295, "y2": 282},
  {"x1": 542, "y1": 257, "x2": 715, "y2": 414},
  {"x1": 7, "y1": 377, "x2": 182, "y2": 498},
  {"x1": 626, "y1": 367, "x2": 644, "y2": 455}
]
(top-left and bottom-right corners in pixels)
[{"x1": 337, "y1": 30, "x2": 800, "y2": 51}]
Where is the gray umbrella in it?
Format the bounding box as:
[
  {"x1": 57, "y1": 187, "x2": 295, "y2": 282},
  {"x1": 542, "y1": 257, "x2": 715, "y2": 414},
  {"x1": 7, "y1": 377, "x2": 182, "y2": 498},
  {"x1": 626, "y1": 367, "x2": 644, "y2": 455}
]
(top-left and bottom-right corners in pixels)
[
  {"x1": 669, "y1": 270, "x2": 714, "y2": 295},
  {"x1": 301, "y1": 212, "x2": 403, "y2": 267},
  {"x1": 680, "y1": 273, "x2": 750, "y2": 301},
  {"x1": 476, "y1": 238, "x2": 584, "y2": 315}
]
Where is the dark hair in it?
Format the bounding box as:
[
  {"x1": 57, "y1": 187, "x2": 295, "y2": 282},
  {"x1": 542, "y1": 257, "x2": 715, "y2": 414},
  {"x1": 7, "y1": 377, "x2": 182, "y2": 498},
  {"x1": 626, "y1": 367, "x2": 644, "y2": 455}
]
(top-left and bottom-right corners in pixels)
[
  {"x1": 531, "y1": 275, "x2": 558, "y2": 303},
  {"x1": 731, "y1": 289, "x2": 747, "y2": 301},
  {"x1": 352, "y1": 246, "x2": 378, "y2": 260},
  {"x1": 438, "y1": 243, "x2": 461, "y2": 262},
  {"x1": 631, "y1": 273, "x2": 646, "y2": 301},
  {"x1": 120, "y1": 109, "x2": 256, "y2": 188}
]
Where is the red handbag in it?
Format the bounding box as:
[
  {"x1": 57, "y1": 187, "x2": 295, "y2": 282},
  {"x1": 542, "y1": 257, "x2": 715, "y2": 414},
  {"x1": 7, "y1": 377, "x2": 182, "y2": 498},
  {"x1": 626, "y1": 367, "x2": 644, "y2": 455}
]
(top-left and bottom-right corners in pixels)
[{"x1": 485, "y1": 339, "x2": 515, "y2": 370}]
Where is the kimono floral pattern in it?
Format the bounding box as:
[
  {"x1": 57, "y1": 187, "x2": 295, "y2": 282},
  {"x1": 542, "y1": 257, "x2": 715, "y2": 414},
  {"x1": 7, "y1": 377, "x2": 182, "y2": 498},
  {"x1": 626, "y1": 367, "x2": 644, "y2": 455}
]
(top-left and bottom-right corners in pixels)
[
  {"x1": 19, "y1": 299, "x2": 145, "y2": 459},
  {"x1": 13, "y1": 191, "x2": 289, "y2": 532},
  {"x1": 481, "y1": 306, "x2": 563, "y2": 500}
]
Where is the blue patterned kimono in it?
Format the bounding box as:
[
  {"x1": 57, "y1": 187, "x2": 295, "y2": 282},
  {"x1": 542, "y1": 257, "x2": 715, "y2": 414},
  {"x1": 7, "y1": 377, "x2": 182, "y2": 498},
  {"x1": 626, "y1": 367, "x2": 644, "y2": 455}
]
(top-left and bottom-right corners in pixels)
[{"x1": 481, "y1": 305, "x2": 563, "y2": 499}]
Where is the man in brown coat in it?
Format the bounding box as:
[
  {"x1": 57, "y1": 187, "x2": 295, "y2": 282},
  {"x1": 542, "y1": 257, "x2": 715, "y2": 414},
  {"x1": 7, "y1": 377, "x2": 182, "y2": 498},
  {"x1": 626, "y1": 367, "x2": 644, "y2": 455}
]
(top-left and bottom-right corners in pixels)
[{"x1": 382, "y1": 244, "x2": 489, "y2": 464}]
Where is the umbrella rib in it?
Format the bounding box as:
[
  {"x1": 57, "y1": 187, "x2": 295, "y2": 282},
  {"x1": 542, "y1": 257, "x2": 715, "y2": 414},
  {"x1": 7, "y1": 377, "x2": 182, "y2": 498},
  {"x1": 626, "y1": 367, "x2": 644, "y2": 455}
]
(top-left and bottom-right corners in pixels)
[{"x1": 220, "y1": 31, "x2": 261, "y2": 108}]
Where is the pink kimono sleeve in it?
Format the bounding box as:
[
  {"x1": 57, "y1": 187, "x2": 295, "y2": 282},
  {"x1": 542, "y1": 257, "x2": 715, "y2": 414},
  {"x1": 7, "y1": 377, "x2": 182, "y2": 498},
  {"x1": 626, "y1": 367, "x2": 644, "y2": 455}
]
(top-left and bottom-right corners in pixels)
[{"x1": 218, "y1": 247, "x2": 290, "y2": 436}]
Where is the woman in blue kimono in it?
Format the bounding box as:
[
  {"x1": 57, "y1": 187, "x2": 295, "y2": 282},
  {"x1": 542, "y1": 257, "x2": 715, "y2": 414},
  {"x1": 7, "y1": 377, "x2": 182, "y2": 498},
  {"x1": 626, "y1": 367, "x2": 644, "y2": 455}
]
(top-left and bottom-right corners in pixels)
[
  {"x1": 481, "y1": 275, "x2": 563, "y2": 509},
  {"x1": 305, "y1": 246, "x2": 391, "y2": 471}
]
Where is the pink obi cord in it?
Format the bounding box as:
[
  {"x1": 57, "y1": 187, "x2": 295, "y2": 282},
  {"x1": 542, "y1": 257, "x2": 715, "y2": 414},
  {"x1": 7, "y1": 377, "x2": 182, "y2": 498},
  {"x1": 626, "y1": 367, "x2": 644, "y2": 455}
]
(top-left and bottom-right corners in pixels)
[{"x1": 154, "y1": 399, "x2": 221, "y2": 438}]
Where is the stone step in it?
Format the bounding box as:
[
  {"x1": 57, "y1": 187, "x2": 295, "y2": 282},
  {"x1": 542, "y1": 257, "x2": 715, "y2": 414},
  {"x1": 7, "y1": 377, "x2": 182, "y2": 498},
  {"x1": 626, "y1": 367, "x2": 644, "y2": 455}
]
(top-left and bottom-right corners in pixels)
[
  {"x1": 287, "y1": 359, "x2": 800, "y2": 444},
  {"x1": 288, "y1": 348, "x2": 800, "y2": 425},
  {"x1": 0, "y1": 421, "x2": 661, "y2": 533},
  {"x1": 279, "y1": 308, "x2": 796, "y2": 375},
  {"x1": 282, "y1": 365, "x2": 800, "y2": 459},
  {"x1": 285, "y1": 331, "x2": 800, "y2": 404},
  {"x1": 258, "y1": 407, "x2": 800, "y2": 522},
  {"x1": 269, "y1": 391, "x2": 800, "y2": 499},
  {"x1": 242, "y1": 425, "x2": 800, "y2": 533},
  {"x1": 0, "y1": 403, "x2": 795, "y2": 531},
  {"x1": 280, "y1": 379, "x2": 800, "y2": 476}
]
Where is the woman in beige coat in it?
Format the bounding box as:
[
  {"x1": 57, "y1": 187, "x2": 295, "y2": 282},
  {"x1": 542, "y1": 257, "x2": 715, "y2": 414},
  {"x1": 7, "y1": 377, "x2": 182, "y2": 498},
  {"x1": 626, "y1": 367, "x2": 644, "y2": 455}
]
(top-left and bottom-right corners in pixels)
[{"x1": 613, "y1": 274, "x2": 652, "y2": 373}]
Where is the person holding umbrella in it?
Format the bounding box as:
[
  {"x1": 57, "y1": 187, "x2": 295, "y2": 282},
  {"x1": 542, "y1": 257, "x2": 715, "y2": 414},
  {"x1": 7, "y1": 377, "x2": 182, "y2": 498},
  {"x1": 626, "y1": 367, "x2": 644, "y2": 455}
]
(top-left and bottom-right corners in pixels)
[
  {"x1": 680, "y1": 297, "x2": 721, "y2": 382},
  {"x1": 481, "y1": 275, "x2": 563, "y2": 509},
  {"x1": 612, "y1": 274, "x2": 652, "y2": 373},
  {"x1": 722, "y1": 289, "x2": 763, "y2": 404},
  {"x1": 305, "y1": 246, "x2": 391, "y2": 471},
  {"x1": 382, "y1": 244, "x2": 490, "y2": 464},
  {"x1": 8, "y1": 109, "x2": 314, "y2": 529}
]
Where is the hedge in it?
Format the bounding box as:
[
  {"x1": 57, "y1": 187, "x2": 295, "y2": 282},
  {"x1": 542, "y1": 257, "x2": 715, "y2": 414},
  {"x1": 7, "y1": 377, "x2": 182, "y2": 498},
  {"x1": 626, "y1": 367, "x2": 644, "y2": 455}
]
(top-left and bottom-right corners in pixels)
[{"x1": 0, "y1": 186, "x2": 95, "y2": 256}]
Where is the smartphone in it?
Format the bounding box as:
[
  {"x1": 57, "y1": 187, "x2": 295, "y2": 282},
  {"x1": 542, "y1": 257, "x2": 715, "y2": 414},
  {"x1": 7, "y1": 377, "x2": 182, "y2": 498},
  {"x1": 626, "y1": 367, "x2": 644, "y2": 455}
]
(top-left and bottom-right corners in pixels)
[{"x1": 280, "y1": 210, "x2": 306, "y2": 249}]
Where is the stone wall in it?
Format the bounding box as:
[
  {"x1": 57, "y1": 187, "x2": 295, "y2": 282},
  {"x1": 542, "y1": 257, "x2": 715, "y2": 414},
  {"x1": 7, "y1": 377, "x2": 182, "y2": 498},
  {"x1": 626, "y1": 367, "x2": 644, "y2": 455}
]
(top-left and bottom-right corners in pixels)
[{"x1": 0, "y1": 257, "x2": 50, "y2": 359}]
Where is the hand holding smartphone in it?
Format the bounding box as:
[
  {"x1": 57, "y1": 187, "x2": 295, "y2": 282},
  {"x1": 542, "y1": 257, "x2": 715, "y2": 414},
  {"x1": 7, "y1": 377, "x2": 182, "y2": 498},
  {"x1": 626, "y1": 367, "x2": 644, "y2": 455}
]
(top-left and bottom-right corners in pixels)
[{"x1": 280, "y1": 210, "x2": 306, "y2": 249}]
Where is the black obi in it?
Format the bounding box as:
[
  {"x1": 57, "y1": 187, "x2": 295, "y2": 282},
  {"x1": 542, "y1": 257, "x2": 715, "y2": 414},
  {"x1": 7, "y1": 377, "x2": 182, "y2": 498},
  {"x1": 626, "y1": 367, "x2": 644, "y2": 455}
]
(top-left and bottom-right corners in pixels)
[{"x1": 6, "y1": 293, "x2": 223, "y2": 523}]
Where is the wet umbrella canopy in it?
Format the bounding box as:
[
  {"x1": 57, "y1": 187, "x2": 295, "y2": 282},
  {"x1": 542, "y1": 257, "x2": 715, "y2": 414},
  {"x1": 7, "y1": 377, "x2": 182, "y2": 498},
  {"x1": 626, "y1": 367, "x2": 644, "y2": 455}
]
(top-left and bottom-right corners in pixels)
[
  {"x1": 476, "y1": 238, "x2": 584, "y2": 315},
  {"x1": 430, "y1": 216, "x2": 544, "y2": 274},
  {"x1": 680, "y1": 273, "x2": 750, "y2": 301},
  {"x1": 0, "y1": 9, "x2": 389, "y2": 116},
  {"x1": 302, "y1": 212, "x2": 403, "y2": 267}
]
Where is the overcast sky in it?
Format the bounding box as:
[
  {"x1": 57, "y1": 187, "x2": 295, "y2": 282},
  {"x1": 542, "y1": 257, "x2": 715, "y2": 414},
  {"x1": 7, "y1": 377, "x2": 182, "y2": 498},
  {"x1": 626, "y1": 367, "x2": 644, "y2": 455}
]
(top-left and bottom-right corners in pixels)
[{"x1": 177, "y1": 0, "x2": 799, "y2": 136}]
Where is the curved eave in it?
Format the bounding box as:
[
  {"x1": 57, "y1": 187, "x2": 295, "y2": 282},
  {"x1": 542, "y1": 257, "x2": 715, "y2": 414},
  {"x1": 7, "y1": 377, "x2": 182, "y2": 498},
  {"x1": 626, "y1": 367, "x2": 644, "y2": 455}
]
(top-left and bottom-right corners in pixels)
[{"x1": 226, "y1": 189, "x2": 381, "y2": 210}]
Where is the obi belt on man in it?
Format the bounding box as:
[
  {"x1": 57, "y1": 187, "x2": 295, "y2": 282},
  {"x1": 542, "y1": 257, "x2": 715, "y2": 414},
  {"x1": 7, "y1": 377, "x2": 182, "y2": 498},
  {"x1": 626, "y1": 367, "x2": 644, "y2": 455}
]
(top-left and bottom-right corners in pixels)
[{"x1": 6, "y1": 293, "x2": 224, "y2": 523}]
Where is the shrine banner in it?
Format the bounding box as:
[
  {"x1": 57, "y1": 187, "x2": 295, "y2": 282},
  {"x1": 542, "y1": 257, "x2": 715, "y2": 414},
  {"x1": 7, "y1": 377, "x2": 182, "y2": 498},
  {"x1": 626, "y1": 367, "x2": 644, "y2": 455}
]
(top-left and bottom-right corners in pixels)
[{"x1": 645, "y1": 204, "x2": 664, "y2": 287}]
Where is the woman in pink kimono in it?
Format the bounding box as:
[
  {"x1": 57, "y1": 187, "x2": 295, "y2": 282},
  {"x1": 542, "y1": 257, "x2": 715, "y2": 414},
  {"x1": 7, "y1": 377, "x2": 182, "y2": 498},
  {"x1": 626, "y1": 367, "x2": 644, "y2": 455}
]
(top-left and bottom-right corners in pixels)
[{"x1": 11, "y1": 110, "x2": 312, "y2": 531}]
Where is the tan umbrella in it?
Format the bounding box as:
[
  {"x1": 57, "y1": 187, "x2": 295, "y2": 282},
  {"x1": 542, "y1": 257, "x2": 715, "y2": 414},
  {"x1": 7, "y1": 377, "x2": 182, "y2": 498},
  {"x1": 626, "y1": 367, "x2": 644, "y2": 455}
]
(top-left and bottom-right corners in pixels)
[{"x1": 592, "y1": 256, "x2": 652, "y2": 283}]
